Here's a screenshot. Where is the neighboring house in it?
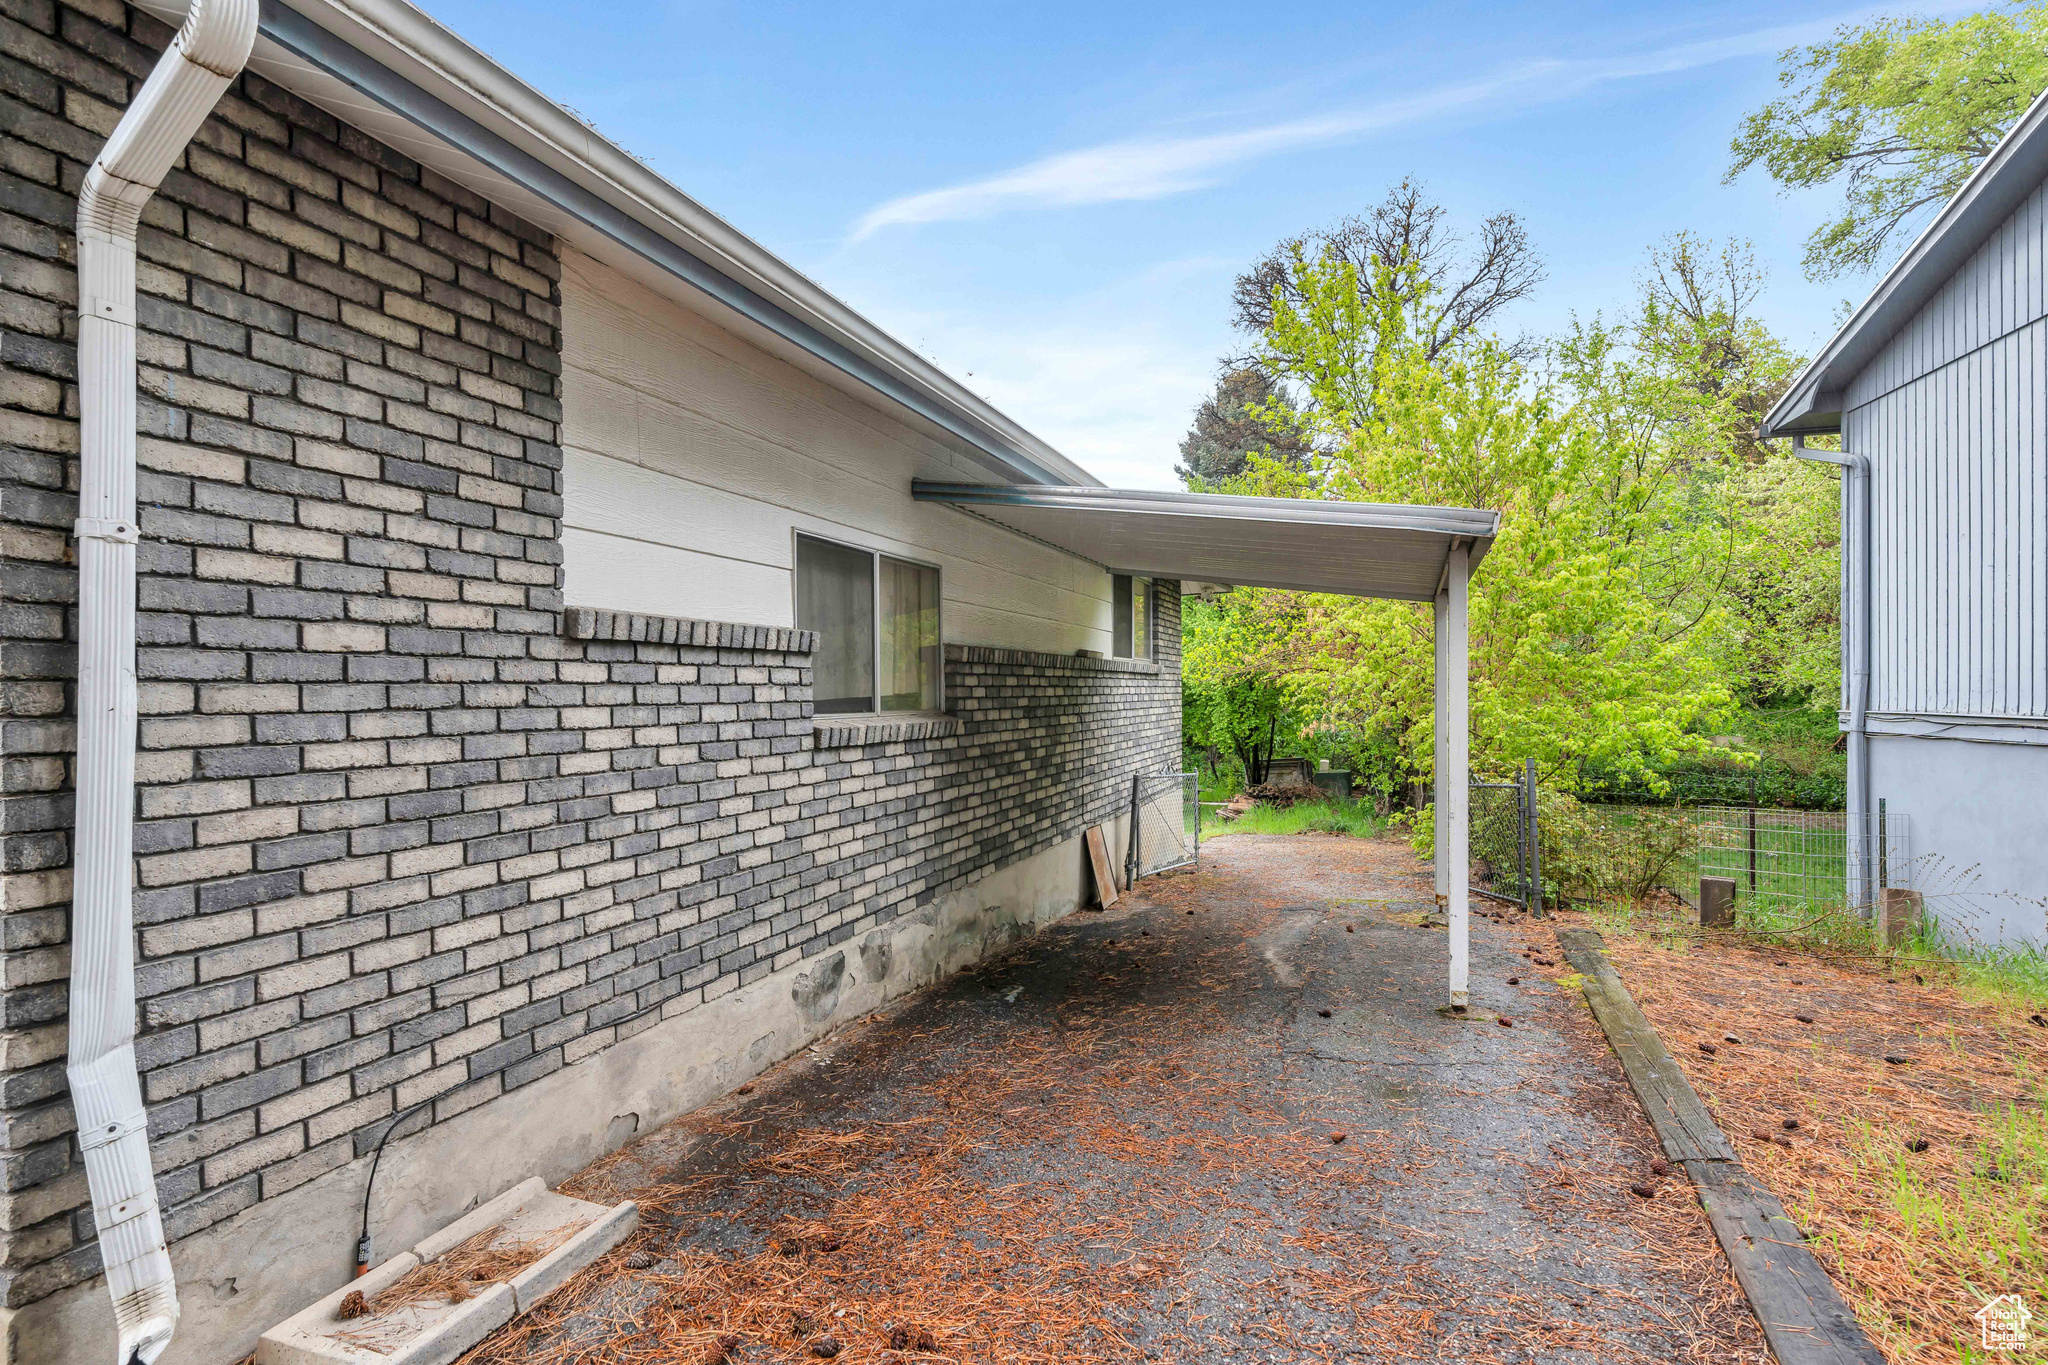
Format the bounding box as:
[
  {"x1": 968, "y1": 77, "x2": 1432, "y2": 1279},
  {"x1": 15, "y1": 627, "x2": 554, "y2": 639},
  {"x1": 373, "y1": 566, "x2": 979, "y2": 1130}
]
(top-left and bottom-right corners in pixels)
[
  {"x1": 0, "y1": 2, "x2": 1186, "y2": 1359},
  {"x1": 1763, "y1": 88, "x2": 2048, "y2": 946}
]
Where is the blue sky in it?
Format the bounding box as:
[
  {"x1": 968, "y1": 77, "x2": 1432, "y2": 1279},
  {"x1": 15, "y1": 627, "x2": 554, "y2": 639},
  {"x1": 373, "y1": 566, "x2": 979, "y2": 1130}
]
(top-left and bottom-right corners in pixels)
[{"x1": 427, "y1": 0, "x2": 1937, "y2": 488}]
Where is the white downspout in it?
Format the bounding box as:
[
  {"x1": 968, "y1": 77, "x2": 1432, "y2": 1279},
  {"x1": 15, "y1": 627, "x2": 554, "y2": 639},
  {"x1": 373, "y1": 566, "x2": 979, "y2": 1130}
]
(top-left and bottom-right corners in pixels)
[
  {"x1": 1793, "y1": 435, "x2": 1873, "y2": 912},
  {"x1": 68, "y1": 4, "x2": 256, "y2": 1362}
]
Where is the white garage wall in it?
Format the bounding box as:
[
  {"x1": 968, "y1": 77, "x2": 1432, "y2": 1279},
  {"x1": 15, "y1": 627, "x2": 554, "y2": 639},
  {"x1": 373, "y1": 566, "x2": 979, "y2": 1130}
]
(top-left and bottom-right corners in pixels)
[{"x1": 558, "y1": 249, "x2": 1115, "y2": 654}]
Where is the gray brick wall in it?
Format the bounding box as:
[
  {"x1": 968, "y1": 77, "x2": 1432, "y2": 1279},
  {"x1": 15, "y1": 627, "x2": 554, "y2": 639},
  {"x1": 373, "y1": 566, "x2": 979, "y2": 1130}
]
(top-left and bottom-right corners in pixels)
[{"x1": 0, "y1": 0, "x2": 1182, "y2": 1316}]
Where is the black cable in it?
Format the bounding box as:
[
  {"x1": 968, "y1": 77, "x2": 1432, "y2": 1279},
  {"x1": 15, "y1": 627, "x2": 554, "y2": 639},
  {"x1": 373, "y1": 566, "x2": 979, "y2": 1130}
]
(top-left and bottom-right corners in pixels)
[{"x1": 356, "y1": 1098, "x2": 433, "y2": 1276}]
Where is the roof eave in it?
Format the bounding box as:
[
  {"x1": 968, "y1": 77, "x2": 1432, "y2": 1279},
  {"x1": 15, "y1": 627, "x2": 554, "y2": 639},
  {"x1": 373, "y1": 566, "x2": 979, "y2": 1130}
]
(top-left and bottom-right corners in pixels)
[{"x1": 149, "y1": 0, "x2": 1096, "y2": 487}]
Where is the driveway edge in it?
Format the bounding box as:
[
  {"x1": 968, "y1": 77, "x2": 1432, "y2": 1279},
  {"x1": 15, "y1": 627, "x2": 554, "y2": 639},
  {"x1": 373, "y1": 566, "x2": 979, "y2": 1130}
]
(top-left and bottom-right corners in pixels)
[{"x1": 1557, "y1": 929, "x2": 1886, "y2": 1365}]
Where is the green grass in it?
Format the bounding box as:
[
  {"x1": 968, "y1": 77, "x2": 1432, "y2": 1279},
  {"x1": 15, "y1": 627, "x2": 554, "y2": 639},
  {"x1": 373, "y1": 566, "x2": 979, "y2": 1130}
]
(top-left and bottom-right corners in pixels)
[
  {"x1": 1201, "y1": 799, "x2": 1386, "y2": 840},
  {"x1": 1195, "y1": 766, "x2": 1238, "y2": 807},
  {"x1": 1909, "y1": 924, "x2": 2048, "y2": 1017},
  {"x1": 1845, "y1": 1084, "x2": 2048, "y2": 1361}
]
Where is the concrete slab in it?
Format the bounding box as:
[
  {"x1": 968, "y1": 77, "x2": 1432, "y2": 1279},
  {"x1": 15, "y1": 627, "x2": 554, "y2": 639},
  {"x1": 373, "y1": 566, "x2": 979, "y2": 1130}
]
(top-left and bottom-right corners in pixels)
[
  {"x1": 509, "y1": 1200, "x2": 639, "y2": 1311},
  {"x1": 254, "y1": 1181, "x2": 634, "y2": 1365}
]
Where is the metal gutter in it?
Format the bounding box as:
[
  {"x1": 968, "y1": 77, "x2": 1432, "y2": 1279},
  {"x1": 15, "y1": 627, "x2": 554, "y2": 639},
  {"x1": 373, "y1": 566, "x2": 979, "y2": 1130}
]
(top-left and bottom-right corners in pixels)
[
  {"x1": 240, "y1": 0, "x2": 1079, "y2": 487},
  {"x1": 70, "y1": 4, "x2": 260, "y2": 1360},
  {"x1": 1793, "y1": 437, "x2": 1874, "y2": 913},
  {"x1": 1763, "y1": 84, "x2": 2048, "y2": 437},
  {"x1": 912, "y1": 481, "x2": 1501, "y2": 545}
]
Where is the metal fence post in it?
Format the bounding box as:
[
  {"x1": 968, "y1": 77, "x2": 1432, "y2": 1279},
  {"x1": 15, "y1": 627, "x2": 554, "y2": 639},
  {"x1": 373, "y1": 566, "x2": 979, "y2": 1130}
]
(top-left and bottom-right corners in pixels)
[
  {"x1": 1877, "y1": 797, "x2": 1888, "y2": 891},
  {"x1": 1747, "y1": 772, "x2": 1758, "y2": 896},
  {"x1": 1124, "y1": 774, "x2": 1141, "y2": 890},
  {"x1": 1524, "y1": 757, "x2": 1544, "y2": 918}
]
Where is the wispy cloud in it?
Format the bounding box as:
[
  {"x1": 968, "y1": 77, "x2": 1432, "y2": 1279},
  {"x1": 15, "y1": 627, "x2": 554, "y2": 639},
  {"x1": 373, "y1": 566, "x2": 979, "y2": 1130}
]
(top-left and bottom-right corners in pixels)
[{"x1": 850, "y1": 16, "x2": 1857, "y2": 240}]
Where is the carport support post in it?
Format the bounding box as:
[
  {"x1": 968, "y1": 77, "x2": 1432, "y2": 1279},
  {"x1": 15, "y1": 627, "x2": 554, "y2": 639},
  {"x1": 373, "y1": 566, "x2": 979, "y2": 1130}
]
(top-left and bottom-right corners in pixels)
[{"x1": 1436, "y1": 543, "x2": 1470, "y2": 1009}]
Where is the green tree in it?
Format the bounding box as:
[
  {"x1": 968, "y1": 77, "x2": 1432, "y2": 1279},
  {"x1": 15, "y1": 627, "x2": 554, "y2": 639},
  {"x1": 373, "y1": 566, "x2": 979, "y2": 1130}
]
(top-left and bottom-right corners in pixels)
[
  {"x1": 1728, "y1": 4, "x2": 2048, "y2": 279},
  {"x1": 1180, "y1": 595, "x2": 1299, "y2": 785},
  {"x1": 1223, "y1": 251, "x2": 1736, "y2": 794},
  {"x1": 1554, "y1": 234, "x2": 1833, "y2": 708},
  {"x1": 1175, "y1": 366, "x2": 1311, "y2": 490}
]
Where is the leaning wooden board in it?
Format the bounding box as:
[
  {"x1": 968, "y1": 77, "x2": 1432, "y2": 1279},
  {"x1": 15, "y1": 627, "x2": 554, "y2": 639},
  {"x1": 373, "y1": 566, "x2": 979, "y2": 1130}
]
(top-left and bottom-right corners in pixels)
[
  {"x1": 1557, "y1": 929, "x2": 1884, "y2": 1365},
  {"x1": 1085, "y1": 824, "x2": 1119, "y2": 908}
]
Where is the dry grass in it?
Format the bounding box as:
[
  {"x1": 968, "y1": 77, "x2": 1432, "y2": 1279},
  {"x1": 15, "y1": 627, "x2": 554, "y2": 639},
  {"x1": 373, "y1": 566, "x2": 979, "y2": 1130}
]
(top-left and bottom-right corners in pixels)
[
  {"x1": 1575, "y1": 901, "x2": 2048, "y2": 1363},
  {"x1": 370, "y1": 1223, "x2": 582, "y2": 1314}
]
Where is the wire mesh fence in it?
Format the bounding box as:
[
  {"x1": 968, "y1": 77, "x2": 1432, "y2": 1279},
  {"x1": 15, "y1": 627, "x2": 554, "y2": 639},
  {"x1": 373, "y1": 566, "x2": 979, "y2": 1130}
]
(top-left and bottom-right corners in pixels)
[
  {"x1": 1127, "y1": 771, "x2": 1199, "y2": 882},
  {"x1": 1468, "y1": 760, "x2": 1542, "y2": 911},
  {"x1": 1576, "y1": 804, "x2": 1909, "y2": 915},
  {"x1": 1690, "y1": 805, "x2": 1908, "y2": 914}
]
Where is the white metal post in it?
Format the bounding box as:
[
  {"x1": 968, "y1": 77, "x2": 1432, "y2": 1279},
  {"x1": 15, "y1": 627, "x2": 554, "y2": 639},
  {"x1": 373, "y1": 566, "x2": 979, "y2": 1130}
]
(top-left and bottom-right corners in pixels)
[
  {"x1": 1432, "y1": 589, "x2": 1449, "y2": 903},
  {"x1": 1436, "y1": 544, "x2": 1470, "y2": 1007}
]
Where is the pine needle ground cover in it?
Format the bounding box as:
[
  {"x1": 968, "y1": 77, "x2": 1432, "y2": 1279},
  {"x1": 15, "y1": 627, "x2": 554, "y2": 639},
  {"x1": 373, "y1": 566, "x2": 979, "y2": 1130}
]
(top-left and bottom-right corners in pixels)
[
  {"x1": 454, "y1": 836, "x2": 1765, "y2": 1365},
  {"x1": 1586, "y1": 911, "x2": 2048, "y2": 1362}
]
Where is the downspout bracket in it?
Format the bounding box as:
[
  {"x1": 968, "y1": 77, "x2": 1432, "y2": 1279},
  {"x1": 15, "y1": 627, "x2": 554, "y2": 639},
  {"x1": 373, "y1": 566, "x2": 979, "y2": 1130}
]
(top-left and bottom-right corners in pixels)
[{"x1": 74, "y1": 518, "x2": 140, "y2": 544}]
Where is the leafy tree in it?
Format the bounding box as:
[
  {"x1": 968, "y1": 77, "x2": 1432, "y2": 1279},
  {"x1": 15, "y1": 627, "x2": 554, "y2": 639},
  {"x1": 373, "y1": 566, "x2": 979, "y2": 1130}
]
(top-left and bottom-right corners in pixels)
[
  {"x1": 1230, "y1": 178, "x2": 1544, "y2": 360},
  {"x1": 1727, "y1": 4, "x2": 2048, "y2": 279},
  {"x1": 1180, "y1": 596, "x2": 1298, "y2": 785},
  {"x1": 1175, "y1": 366, "x2": 1311, "y2": 490},
  {"x1": 1556, "y1": 235, "x2": 1837, "y2": 709},
  {"x1": 1220, "y1": 251, "x2": 1736, "y2": 796}
]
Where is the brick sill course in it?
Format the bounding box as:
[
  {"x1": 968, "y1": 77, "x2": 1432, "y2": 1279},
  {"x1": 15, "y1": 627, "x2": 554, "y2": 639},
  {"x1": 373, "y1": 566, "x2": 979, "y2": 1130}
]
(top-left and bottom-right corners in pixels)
[
  {"x1": 812, "y1": 713, "x2": 964, "y2": 748},
  {"x1": 562, "y1": 606, "x2": 816, "y2": 654}
]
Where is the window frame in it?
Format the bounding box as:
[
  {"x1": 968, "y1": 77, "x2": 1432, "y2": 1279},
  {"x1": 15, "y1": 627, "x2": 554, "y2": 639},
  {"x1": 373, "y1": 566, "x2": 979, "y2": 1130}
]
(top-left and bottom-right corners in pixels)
[
  {"x1": 1111, "y1": 573, "x2": 1153, "y2": 661},
  {"x1": 793, "y1": 530, "x2": 945, "y2": 716}
]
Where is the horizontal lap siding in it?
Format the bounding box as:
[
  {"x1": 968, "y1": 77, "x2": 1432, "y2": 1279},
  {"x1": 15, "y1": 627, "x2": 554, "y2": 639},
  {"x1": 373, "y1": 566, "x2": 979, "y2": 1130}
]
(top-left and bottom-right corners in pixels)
[{"x1": 558, "y1": 251, "x2": 1116, "y2": 655}]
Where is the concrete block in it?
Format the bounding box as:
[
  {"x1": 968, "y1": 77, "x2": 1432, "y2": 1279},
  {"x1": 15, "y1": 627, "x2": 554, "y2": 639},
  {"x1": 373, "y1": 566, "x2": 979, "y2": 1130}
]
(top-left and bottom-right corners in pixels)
[
  {"x1": 253, "y1": 1251, "x2": 419, "y2": 1365},
  {"x1": 409, "y1": 1176, "x2": 545, "y2": 1261},
  {"x1": 508, "y1": 1199, "x2": 638, "y2": 1310},
  {"x1": 255, "y1": 1178, "x2": 630, "y2": 1365},
  {"x1": 1879, "y1": 887, "x2": 1924, "y2": 946},
  {"x1": 1698, "y1": 876, "x2": 1735, "y2": 928}
]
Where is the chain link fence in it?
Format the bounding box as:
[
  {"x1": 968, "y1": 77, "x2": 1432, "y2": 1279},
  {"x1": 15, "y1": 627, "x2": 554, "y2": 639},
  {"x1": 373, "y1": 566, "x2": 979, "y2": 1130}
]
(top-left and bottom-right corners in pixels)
[
  {"x1": 1470, "y1": 760, "x2": 1542, "y2": 912},
  {"x1": 1127, "y1": 771, "x2": 1199, "y2": 883}
]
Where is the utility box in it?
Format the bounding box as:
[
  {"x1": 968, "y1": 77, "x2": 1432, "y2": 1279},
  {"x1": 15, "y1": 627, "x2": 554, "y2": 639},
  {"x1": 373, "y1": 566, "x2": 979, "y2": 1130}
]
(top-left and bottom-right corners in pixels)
[
  {"x1": 1879, "y1": 887, "x2": 1924, "y2": 946},
  {"x1": 1311, "y1": 769, "x2": 1351, "y2": 801},
  {"x1": 1698, "y1": 876, "x2": 1736, "y2": 928}
]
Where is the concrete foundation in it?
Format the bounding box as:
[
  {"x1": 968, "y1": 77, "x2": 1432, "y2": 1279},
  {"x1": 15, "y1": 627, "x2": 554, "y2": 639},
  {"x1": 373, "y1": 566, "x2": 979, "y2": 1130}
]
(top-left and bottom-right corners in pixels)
[
  {"x1": 2, "y1": 828, "x2": 1109, "y2": 1365},
  {"x1": 1869, "y1": 731, "x2": 2048, "y2": 945}
]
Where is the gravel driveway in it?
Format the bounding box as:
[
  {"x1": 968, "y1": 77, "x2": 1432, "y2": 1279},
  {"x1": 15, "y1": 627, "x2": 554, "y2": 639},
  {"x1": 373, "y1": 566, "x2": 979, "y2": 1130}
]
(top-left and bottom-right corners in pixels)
[{"x1": 465, "y1": 833, "x2": 1767, "y2": 1364}]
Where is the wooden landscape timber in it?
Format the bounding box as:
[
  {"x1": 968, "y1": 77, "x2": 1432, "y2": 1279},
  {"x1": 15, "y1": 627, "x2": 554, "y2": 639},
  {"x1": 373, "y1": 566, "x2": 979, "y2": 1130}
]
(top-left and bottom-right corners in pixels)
[{"x1": 1558, "y1": 929, "x2": 1886, "y2": 1365}]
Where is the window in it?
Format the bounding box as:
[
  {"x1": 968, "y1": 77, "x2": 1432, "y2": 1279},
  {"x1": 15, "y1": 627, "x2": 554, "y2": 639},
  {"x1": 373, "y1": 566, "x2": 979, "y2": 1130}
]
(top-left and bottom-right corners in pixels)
[
  {"x1": 796, "y1": 534, "x2": 941, "y2": 714},
  {"x1": 1112, "y1": 574, "x2": 1152, "y2": 659}
]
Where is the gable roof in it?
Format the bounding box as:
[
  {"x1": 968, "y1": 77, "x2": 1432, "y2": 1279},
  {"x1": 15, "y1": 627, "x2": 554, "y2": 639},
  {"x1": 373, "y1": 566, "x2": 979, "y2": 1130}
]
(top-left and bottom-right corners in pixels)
[
  {"x1": 137, "y1": 0, "x2": 1097, "y2": 488},
  {"x1": 1762, "y1": 85, "x2": 2048, "y2": 437}
]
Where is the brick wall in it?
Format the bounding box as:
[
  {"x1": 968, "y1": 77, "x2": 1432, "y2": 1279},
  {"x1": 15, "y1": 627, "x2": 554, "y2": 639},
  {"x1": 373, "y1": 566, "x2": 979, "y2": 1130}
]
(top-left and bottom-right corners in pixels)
[
  {"x1": 1, "y1": 0, "x2": 565, "y2": 1309},
  {"x1": 0, "y1": 0, "x2": 1182, "y2": 1318}
]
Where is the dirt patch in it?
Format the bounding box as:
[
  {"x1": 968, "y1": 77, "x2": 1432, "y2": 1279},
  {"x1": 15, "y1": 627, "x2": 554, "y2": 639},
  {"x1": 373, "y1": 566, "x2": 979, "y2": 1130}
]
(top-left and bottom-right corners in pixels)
[
  {"x1": 1586, "y1": 912, "x2": 2048, "y2": 1362},
  {"x1": 457, "y1": 836, "x2": 1764, "y2": 1364}
]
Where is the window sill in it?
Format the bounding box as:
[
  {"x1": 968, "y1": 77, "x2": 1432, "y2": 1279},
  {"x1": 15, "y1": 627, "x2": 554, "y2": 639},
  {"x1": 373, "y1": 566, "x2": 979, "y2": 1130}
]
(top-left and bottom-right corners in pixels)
[{"x1": 812, "y1": 712, "x2": 962, "y2": 749}]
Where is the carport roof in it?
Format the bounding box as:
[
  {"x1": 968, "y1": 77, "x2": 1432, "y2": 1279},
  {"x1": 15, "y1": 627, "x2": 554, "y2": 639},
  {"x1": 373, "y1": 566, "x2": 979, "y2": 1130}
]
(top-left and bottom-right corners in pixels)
[{"x1": 911, "y1": 482, "x2": 1499, "y2": 602}]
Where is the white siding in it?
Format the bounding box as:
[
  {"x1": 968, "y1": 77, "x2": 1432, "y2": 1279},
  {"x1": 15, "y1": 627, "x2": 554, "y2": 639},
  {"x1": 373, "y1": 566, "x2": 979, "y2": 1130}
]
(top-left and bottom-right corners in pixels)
[
  {"x1": 1847, "y1": 179, "x2": 2048, "y2": 411},
  {"x1": 1843, "y1": 174, "x2": 2048, "y2": 724},
  {"x1": 558, "y1": 249, "x2": 1116, "y2": 654}
]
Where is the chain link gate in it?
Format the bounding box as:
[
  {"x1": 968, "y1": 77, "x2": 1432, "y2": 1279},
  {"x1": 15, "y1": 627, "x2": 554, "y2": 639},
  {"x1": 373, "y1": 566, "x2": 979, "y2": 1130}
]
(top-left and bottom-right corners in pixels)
[
  {"x1": 1126, "y1": 771, "x2": 1199, "y2": 884},
  {"x1": 1469, "y1": 757, "x2": 1543, "y2": 915}
]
